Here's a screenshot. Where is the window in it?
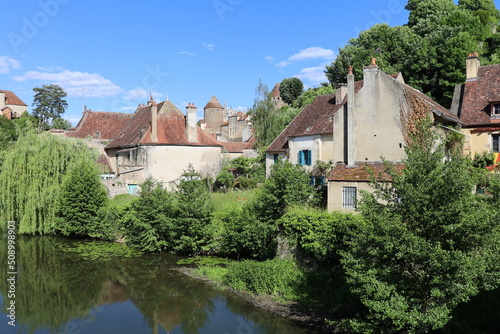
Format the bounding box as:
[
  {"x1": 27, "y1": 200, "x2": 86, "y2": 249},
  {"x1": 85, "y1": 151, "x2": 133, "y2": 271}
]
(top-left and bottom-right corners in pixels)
[
  {"x1": 491, "y1": 104, "x2": 500, "y2": 119},
  {"x1": 342, "y1": 186, "x2": 357, "y2": 209},
  {"x1": 310, "y1": 176, "x2": 325, "y2": 186},
  {"x1": 493, "y1": 134, "x2": 500, "y2": 153},
  {"x1": 127, "y1": 184, "x2": 139, "y2": 195},
  {"x1": 298, "y1": 150, "x2": 312, "y2": 166},
  {"x1": 273, "y1": 154, "x2": 279, "y2": 163}
]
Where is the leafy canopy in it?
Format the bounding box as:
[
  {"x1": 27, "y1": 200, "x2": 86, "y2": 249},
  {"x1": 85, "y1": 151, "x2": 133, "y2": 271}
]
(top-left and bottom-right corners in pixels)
[{"x1": 32, "y1": 84, "x2": 68, "y2": 130}]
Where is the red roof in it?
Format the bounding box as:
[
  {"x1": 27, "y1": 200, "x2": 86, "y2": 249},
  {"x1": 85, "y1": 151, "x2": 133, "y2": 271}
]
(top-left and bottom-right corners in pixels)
[
  {"x1": 454, "y1": 64, "x2": 500, "y2": 125},
  {"x1": 0, "y1": 90, "x2": 27, "y2": 106},
  {"x1": 65, "y1": 111, "x2": 133, "y2": 140},
  {"x1": 220, "y1": 135, "x2": 256, "y2": 153},
  {"x1": 105, "y1": 100, "x2": 222, "y2": 150},
  {"x1": 329, "y1": 162, "x2": 405, "y2": 182},
  {"x1": 204, "y1": 96, "x2": 223, "y2": 109}
]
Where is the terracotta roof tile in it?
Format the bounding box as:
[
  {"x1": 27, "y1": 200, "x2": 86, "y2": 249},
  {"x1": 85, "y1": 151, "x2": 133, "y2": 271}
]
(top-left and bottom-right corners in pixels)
[
  {"x1": 65, "y1": 111, "x2": 133, "y2": 140},
  {"x1": 456, "y1": 64, "x2": 500, "y2": 125},
  {"x1": 221, "y1": 142, "x2": 247, "y2": 153},
  {"x1": 0, "y1": 90, "x2": 27, "y2": 106},
  {"x1": 97, "y1": 154, "x2": 113, "y2": 173},
  {"x1": 329, "y1": 162, "x2": 405, "y2": 182},
  {"x1": 105, "y1": 100, "x2": 222, "y2": 150}
]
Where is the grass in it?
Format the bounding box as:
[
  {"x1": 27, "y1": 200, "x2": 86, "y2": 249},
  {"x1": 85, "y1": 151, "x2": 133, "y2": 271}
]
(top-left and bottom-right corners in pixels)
[
  {"x1": 210, "y1": 189, "x2": 257, "y2": 213},
  {"x1": 194, "y1": 265, "x2": 228, "y2": 285},
  {"x1": 109, "y1": 193, "x2": 136, "y2": 209}
]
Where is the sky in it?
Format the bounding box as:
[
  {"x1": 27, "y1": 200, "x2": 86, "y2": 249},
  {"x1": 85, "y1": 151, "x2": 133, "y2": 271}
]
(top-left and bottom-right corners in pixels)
[{"x1": 0, "y1": 0, "x2": 487, "y2": 125}]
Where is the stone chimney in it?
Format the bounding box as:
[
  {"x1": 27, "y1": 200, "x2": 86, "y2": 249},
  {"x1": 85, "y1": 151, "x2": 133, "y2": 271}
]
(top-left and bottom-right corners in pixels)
[
  {"x1": 0, "y1": 91, "x2": 5, "y2": 110},
  {"x1": 336, "y1": 84, "x2": 347, "y2": 105},
  {"x1": 151, "y1": 103, "x2": 158, "y2": 142},
  {"x1": 186, "y1": 103, "x2": 198, "y2": 143},
  {"x1": 347, "y1": 66, "x2": 355, "y2": 167},
  {"x1": 466, "y1": 52, "x2": 480, "y2": 81}
]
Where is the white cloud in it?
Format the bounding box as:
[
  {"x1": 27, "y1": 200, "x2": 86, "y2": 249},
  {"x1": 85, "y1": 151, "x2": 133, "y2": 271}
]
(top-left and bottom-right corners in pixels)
[
  {"x1": 124, "y1": 88, "x2": 163, "y2": 101},
  {"x1": 178, "y1": 51, "x2": 195, "y2": 56},
  {"x1": 65, "y1": 114, "x2": 83, "y2": 126},
  {"x1": 295, "y1": 66, "x2": 328, "y2": 86},
  {"x1": 121, "y1": 106, "x2": 137, "y2": 111},
  {"x1": 0, "y1": 56, "x2": 21, "y2": 74},
  {"x1": 13, "y1": 69, "x2": 123, "y2": 98},
  {"x1": 264, "y1": 56, "x2": 274, "y2": 63},
  {"x1": 276, "y1": 47, "x2": 335, "y2": 67},
  {"x1": 202, "y1": 42, "x2": 216, "y2": 51}
]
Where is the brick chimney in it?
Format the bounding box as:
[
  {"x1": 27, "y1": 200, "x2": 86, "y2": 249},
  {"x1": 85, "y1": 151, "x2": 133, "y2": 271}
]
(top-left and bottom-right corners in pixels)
[
  {"x1": 186, "y1": 103, "x2": 198, "y2": 143},
  {"x1": 466, "y1": 52, "x2": 480, "y2": 81},
  {"x1": 336, "y1": 84, "x2": 347, "y2": 105},
  {"x1": 347, "y1": 65, "x2": 355, "y2": 167},
  {"x1": 151, "y1": 102, "x2": 158, "y2": 142}
]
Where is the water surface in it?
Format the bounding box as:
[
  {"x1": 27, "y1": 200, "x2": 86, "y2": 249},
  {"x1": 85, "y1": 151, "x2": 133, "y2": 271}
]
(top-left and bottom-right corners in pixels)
[{"x1": 0, "y1": 235, "x2": 318, "y2": 334}]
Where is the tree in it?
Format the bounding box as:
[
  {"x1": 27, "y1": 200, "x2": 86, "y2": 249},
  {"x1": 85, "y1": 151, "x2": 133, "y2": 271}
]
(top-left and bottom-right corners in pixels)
[
  {"x1": 279, "y1": 77, "x2": 304, "y2": 105},
  {"x1": 248, "y1": 80, "x2": 279, "y2": 148},
  {"x1": 340, "y1": 120, "x2": 500, "y2": 333},
  {"x1": 51, "y1": 117, "x2": 72, "y2": 130},
  {"x1": 0, "y1": 116, "x2": 17, "y2": 151},
  {"x1": 406, "y1": 0, "x2": 457, "y2": 28},
  {"x1": 295, "y1": 85, "x2": 335, "y2": 109},
  {"x1": 56, "y1": 161, "x2": 108, "y2": 237},
  {"x1": 32, "y1": 84, "x2": 68, "y2": 130},
  {"x1": 0, "y1": 132, "x2": 99, "y2": 234}
]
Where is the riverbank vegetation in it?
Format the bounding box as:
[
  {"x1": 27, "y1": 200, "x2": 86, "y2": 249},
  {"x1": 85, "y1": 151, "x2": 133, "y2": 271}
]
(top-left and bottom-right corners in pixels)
[{"x1": 1, "y1": 121, "x2": 499, "y2": 333}]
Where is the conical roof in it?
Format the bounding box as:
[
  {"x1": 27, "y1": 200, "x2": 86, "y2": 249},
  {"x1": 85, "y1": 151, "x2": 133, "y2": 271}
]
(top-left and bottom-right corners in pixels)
[
  {"x1": 270, "y1": 83, "x2": 281, "y2": 97},
  {"x1": 204, "y1": 96, "x2": 223, "y2": 109}
]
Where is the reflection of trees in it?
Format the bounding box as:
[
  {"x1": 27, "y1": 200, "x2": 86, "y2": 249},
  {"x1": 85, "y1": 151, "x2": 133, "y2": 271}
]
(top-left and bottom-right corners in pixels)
[
  {"x1": 116, "y1": 257, "x2": 217, "y2": 334},
  {"x1": 0, "y1": 235, "x2": 109, "y2": 333}
]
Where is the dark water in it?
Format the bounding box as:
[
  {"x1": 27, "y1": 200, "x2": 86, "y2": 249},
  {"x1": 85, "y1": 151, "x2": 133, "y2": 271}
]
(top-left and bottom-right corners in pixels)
[{"x1": 0, "y1": 235, "x2": 318, "y2": 334}]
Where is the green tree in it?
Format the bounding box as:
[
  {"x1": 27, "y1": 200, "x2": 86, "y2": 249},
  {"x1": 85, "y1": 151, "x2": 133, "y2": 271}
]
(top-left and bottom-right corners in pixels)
[
  {"x1": 0, "y1": 116, "x2": 17, "y2": 151},
  {"x1": 406, "y1": 0, "x2": 457, "y2": 28},
  {"x1": 279, "y1": 77, "x2": 304, "y2": 105},
  {"x1": 295, "y1": 85, "x2": 335, "y2": 108},
  {"x1": 248, "y1": 80, "x2": 279, "y2": 148},
  {"x1": 341, "y1": 120, "x2": 500, "y2": 333},
  {"x1": 0, "y1": 132, "x2": 99, "y2": 234},
  {"x1": 32, "y1": 84, "x2": 68, "y2": 130},
  {"x1": 251, "y1": 160, "x2": 317, "y2": 222},
  {"x1": 51, "y1": 117, "x2": 72, "y2": 130},
  {"x1": 56, "y1": 161, "x2": 108, "y2": 238}
]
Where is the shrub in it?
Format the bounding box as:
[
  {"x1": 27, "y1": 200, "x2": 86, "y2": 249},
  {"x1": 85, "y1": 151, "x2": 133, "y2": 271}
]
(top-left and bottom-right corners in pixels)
[
  {"x1": 222, "y1": 259, "x2": 303, "y2": 301},
  {"x1": 213, "y1": 169, "x2": 235, "y2": 192}
]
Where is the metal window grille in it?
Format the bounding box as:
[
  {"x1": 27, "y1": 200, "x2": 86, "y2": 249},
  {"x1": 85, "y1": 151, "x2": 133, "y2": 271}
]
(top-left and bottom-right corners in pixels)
[{"x1": 342, "y1": 186, "x2": 357, "y2": 209}]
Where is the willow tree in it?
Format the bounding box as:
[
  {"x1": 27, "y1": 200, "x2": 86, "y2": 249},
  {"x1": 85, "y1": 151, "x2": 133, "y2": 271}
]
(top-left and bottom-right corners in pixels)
[{"x1": 0, "y1": 132, "x2": 98, "y2": 234}]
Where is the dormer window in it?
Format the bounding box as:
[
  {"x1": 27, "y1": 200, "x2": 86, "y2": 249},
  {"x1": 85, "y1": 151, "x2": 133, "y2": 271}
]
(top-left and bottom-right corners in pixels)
[{"x1": 490, "y1": 103, "x2": 500, "y2": 120}]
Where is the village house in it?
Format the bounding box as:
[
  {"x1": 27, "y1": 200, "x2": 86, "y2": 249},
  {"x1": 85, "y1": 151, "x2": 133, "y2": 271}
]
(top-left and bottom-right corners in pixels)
[
  {"x1": 0, "y1": 89, "x2": 28, "y2": 119},
  {"x1": 451, "y1": 52, "x2": 500, "y2": 162},
  {"x1": 266, "y1": 59, "x2": 461, "y2": 212},
  {"x1": 104, "y1": 98, "x2": 222, "y2": 193}
]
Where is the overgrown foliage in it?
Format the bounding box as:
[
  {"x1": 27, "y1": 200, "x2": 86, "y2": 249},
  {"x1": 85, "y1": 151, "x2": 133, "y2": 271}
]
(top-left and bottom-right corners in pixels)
[
  {"x1": 340, "y1": 120, "x2": 500, "y2": 333},
  {"x1": 56, "y1": 161, "x2": 108, "y2": 238},
  {"x1": 0, "y1": 132, "x2": 99, "y2": 234}
]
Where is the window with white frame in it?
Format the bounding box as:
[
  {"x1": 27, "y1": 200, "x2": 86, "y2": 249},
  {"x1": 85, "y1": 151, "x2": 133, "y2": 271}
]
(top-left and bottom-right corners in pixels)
[
  {"x1": 342, "y1": 186, "x2": 357, "y2": 209},
  {"x1": 493, "y1": 134, "x2": 500, "y2": 153},
  {"x1": 491, "y1": 103, "x2": 500, "y2": 119}
]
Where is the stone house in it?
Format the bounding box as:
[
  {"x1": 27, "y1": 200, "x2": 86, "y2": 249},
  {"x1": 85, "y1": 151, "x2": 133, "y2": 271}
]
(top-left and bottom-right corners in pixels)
[
  {"x1": 104, "y1": 98, "x2": 222, "y2": 193},
  {"x1": 451, "y1": 53, "x2": 500, "y2": 158},
  {"x1": 327, "y1": 59, "x2": 461, "y2": 212},
  {"x1": 0, "y1": 90, "x2": 28, "y2": 119}
]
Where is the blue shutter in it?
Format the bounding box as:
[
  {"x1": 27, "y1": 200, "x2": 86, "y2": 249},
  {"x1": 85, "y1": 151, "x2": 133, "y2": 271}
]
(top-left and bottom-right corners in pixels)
[
  {"x1": 298, "y1": 150, "x2": 304, "y2": 165},
  {"x1": 306, "y1": 150, "x2": 312, "y2": 165}
]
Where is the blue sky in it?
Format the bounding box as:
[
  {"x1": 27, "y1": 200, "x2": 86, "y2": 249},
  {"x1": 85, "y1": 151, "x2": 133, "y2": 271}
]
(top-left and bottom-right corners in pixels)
[{"x1": 0, "y1": 0, "x2": 483, "y2": 125}]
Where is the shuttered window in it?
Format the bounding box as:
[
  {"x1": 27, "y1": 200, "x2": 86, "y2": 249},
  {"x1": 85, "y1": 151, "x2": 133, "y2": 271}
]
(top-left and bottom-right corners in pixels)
[
  {"x1": 298, "y1": 150, "x2": 312, "y2": 166},
  {"x1": 342, "y1": 186, "x2": 357, "y2": 209}
]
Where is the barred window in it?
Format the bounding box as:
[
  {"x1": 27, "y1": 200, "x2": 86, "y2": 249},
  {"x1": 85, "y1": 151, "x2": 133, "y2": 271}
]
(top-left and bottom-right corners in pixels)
[{"x1": 342, "y1": 186, "x2": 357, "y2": 209}]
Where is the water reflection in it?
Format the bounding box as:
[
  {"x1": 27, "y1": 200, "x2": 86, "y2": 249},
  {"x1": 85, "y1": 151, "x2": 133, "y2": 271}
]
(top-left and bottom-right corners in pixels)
[{"x1": 0, "y1": 235, "x2": 314, "y2": 334}]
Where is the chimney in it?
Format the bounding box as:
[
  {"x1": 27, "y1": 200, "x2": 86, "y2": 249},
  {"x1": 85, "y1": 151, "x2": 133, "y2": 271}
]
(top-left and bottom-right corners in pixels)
[
  {"x1": 151, "y1": 103, "x2": 158, "y2": 142},
  {"x1": 186, "y1": 103, "x2": 198, "y2": 143},
  {"x1": 0, "y1": 91, "x2": 5, "y2": 110},
  {"x1": 347, "y1": 66, "x2": 355, "y2": 167},
  {"x1": 466, "y1": 52, "x2": 480, "y2": 81},
  {"x1": 336, "y1": 84, "x2": 347, "y2": 105}
]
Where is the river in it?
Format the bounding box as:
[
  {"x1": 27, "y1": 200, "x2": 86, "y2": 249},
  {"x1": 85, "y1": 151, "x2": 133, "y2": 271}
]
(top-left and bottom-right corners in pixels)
[{"x1": 0, "y1": 235, "x2": 320, "y2": 334}]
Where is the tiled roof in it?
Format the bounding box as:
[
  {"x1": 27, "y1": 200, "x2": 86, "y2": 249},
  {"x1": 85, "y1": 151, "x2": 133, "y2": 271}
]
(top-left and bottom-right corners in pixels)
[
  {"x1": 0, "y1": 90, "x2": 27, "y2": 106},
  {"x1": 65, "y1": 111, "x2": 133, "y2": 140},
  {"x1": 329, "y1": 162, "x2": 405, "y2": 182},
  {"x1": 105, "y1": 100, "x2": 222, "y2": 150},
  {"x1": 204, "y1": 96, "x2": 223, "y2": 109},
  {"x1": 455, "y1": 64, "x2": 500, "y2": 125},
  {"x1": 243, "y1": 135, "x2": 256, "y2": 150},
  {"x1": 220, "y1": 135, "x2": 256, "y2": 153},
  {"x1": 270, "y1": 83, "x2": 281, "y2": 97},
  {"x1": 266, "y1": 81, "x2": 364, "y2": 153},
  {"x1": 97, "y1": 154, "x2": 113, "y2": 173}
]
